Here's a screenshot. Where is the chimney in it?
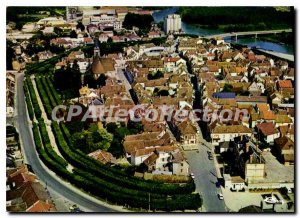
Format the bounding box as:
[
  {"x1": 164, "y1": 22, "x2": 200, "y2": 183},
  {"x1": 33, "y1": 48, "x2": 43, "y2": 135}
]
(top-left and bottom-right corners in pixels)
[
  {"x1": 259, "y1": 154, "x2": 262, "y2": 163},
  {"x1": 249, "y1": 154, "x2": 253, "y2": 163},
  {"x1": 246, "y1": 143, "x2": 249, "y2": 153}
]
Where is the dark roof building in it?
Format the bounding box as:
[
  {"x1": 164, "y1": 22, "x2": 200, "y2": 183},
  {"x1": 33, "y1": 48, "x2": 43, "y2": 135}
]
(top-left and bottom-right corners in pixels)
[{"x1": 212, "y1": 92, "x2": 236, "y2": 99}]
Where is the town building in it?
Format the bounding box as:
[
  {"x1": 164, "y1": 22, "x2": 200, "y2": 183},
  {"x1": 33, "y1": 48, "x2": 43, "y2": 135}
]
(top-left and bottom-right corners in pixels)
[{"x1": 164, "y1": 14, "x2": 182, "y2": 34}]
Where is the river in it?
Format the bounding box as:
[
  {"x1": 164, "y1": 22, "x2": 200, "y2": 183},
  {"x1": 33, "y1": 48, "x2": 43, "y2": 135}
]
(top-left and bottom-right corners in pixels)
[{"x1": 152, "y1": 7, "x2": 294, "y2": 55}]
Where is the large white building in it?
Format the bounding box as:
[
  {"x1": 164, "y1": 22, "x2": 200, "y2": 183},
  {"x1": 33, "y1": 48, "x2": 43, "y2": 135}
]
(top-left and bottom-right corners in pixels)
[{"x1": 164, "y1": 14, "x2": 182, "y2": 34}]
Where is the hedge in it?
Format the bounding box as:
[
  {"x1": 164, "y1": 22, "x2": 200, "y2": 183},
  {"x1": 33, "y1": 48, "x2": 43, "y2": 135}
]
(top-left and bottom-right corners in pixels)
[
  {"x1": 23, "y1": 81, "x2": 34, "y2": 120},
  {"x1": 37, "y1": 118, "x2": 68, "y2": 167},
  {"x1": 25, "y1": 46, "x2": 84, "y2": 76},
  {"x1": 32, "y1": 123, "x2": 71, "y2": 179},
  {"x1": 26, "y1": 79, "x2": 42, "y2": 119},
  {"x1": 41, "y1": 76, "x2": 58, "y2": 109},
  {"x1": 35, "y1": 77, "x2": 53, "y2": 119},
  {"x1": 52, "y1": 122, "x2": 201, "y2": 210},
  {"x1": 44, "y1": 76, "x2": 62, "y2": 105},
  {"x1": 31, "y1": 119, "x2": 202, "y2": 211},
  {"x1": 54, "y1": 122, "x2": 196, "y2": 195},
  {"x1": 73, "y1": 168, "x2": 202, "y2": 211}
]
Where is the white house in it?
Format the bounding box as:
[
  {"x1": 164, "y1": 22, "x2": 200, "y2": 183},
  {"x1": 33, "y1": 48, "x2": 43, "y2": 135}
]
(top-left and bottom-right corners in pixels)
[
  {"x1": 211, "y1": 125, "x2": 253, "y2": 145},
  {"x1": 256, "y1": 122, "x2": 280, "y2": 144},
  {"x1": 224, "y1": 174, "x2": 245, "y2": 191},
  {"x1": 163, "y1": 57, "x2": 186, "y2": 72}
]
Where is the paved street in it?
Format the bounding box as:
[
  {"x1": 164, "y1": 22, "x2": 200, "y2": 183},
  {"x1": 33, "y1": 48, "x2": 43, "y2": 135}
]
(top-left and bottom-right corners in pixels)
[
  {"x1": 184, "y1": 145, "x2": 227, "y2": 212},
  {"x1": 116, "y1": 67, "x2": 132, "y2": 92},
  {"x1": 14, "y1": 72, "x2": 123, "y2": 212}
]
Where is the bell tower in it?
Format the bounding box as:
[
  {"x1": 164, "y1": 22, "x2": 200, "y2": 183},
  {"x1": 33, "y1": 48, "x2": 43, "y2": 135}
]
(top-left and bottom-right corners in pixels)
[
  {"x1": 93, "y1": 38, "x2": 101, "y2": 57},
  {"x1": 94, "y1": 45, "x2": 100, "y2": 57}
]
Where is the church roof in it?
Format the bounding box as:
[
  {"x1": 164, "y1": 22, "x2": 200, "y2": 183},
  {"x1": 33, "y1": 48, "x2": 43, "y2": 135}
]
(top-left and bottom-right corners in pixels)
[
  {"x1": 91, "y1": 55, "x2": 105, "y2": 74},
  {"x1": 91, "y1": 55, "x2": 115, "y2": 74}
]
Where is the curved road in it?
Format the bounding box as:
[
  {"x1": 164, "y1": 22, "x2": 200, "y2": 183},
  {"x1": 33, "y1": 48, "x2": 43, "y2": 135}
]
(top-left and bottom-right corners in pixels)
[{"x1": 14, "y1": 73, "x2": 119, "y2": 212}]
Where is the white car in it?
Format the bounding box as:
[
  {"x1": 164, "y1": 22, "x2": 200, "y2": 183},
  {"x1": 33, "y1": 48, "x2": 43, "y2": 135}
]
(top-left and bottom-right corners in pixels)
[
  {"x1": 264, "y1": 196, "x2": 277, "y2": 204},
  {"x1": 190, "y1": 173, "x2": 195, "y2": 179},
  {"x1": 286, "y1": 187, "x2": 292, "y2": 194},
  {"x1": 218, "y1": 193, "x2": 224, "y2": 200}
]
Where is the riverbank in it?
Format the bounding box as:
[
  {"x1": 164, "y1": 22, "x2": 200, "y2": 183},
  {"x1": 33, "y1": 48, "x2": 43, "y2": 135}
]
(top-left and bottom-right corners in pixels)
[
  {"x1": 152, "y1": 7, "x2": 294, "y2": 55},
  {"x1": 257, "y1": 33, "x2": 294, "y2": 46},
  {"x1": 177, "y1": 7, "x2": 293, "y2": 33}
]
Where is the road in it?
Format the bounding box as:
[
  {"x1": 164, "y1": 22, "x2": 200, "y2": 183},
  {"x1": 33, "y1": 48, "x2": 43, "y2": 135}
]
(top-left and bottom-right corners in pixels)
[
  {"x1": 116, "y1": 67, "x2": 132, "y2": 93},
  {"x1": 204, "y1": 29, "x2": 292, "y2": 39},
  {"x1": 14, "y1": 72, "x2": 120, "y2": 212},
  {"x1": 184, "y1": 145, "x2": 227, "y2": 212},
  {"x1": 180, "y1": 46, "x2": 227, "y2": 212}
]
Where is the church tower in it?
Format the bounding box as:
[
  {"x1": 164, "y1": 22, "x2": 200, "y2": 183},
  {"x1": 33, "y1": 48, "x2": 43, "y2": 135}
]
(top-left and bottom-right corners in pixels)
[{"x1": 93, "y1": 38, "x2": 101, "y2": 57}]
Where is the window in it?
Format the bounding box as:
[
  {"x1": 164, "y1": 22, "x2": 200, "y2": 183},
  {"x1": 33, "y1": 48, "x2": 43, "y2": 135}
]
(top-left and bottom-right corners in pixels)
[
  {"x1": 181, "y1": 163, "x2": 184, "y2": 166},
  {"x1": 162, "y1": 158, "x2": 164, "y2": 162}
]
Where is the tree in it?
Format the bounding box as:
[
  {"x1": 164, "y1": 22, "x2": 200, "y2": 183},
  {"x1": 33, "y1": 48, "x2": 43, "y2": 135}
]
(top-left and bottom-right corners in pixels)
[
  {"x1": 76, "y1": 22, "x2": 85, "y2": 31},
  {"x1": 53, "y1": 63, "x2": 81, "y2": 98},
  {"x1": 147, "y1": 70, "x2": 164, "y2": 80},
  {"x1": 222, "y1": 83, "x2": 233, "y2": 92},
  {"x1": 97, "y1": 128, "x2": 113, "y2": 149},
  {"x1": 214, "y1": 50, "x2": 218, "y2": 61},
  {"x1": 84, "y1": 73, "x2": 96, "y2": 88},
  {"x1": 65, "y1": 120, "x2": 84, "y2": 134},
  {"x1": 31, "y1": 54, "x2": 39, "y2": 62},
  {"x1": 72, "y1": 59, "x2": 80, "y2": 72},
  {"x1": 107, "y1": 37, "x2": 113, "y2": 43},
  {"x1": 49, "y1": 44, "x2": 65, "y2": 54},
  {"x1": 54, "y1": 27, "x2": 62, "y2": 36},
  {"x1": 70, "y1": 30, "x2": 77, "y2": 38},
  {"x1": 72, "y1": 125, "x2": 113, "y2": 153},
  {"x1": 72, "y1": 132, "x2": 86, "y2": 150},
  {"x1": 106, "y1": 122, "x2": 118, "y2": 133},
  {"x1": 6, "y1": 44, "x2": 15, "y2": 70},
  {"x1": 157, "y1": 21, "x2": 164, "y2": 30},
  {"x1": 157, "y1": 89, "x2": 169, "y2": 96},
  {"x1": 96, "y1": 73, "x2": 107, "y2": 87},
  {"x1": 123, "y1": 13, "x2": 154, "y2": 31}
]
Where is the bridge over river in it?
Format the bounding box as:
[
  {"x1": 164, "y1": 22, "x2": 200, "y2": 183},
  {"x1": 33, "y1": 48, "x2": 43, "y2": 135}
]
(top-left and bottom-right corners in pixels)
[{"x1": 204, "y1": 29, "x2": 293, "y2": 40}]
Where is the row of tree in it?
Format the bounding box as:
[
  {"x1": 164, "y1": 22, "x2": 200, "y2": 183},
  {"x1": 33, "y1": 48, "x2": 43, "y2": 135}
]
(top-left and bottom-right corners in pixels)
[
  {"x1": 26, "y1": 77, "x2": 202, "y2": 210},
  {"x1": 57, "y1": 122, "x2": 196, "y2": 195},
  {"x1": 50, "y1": 121, "x2": 201, "y2": 210},
  {"x1": 37, "y1": 118, "x2": 68, "y2": 167},
  {"x1": 123, "y1": 12, "x2": 154, "y2": 32},
  {"x1": 23, "y1": 81, "x2": 34, "y2": 120},
  {"x1": 35, "y1": 77, "x2": 53, "y2": 119},
  {"x1": 25, "y1": 78, "x2": 42, "y2": 118},
  {"x1": 53, "y1": 62, "x2": 81, "y2": 99},
  {"x1": 178, "y1": 7, "x2": 294, "y2": 31}
]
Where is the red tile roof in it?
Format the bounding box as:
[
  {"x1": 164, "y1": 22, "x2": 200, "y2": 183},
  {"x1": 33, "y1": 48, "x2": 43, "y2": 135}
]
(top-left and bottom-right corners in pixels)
[
  {"x1": 256, "y1": 122, "x2": 279, "y2": 136},
  {"x1": 278, "y1": 80, "x2": 293, "y2": 88}
]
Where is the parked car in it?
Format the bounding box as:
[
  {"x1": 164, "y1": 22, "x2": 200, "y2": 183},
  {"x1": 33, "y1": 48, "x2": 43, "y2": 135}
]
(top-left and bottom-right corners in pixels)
[
  {"x1": 216, "y1": 181, "x2": 221, "y2": 188},
  {"x1": 69, "y1": 204, "x2": 83, "y2": 212},
  {"x1": 190, "y1": 173, "x2": 195, "y2": 179},
  {"x1": 218, "y1": 193, "x2": 224, "y2": 200}
]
